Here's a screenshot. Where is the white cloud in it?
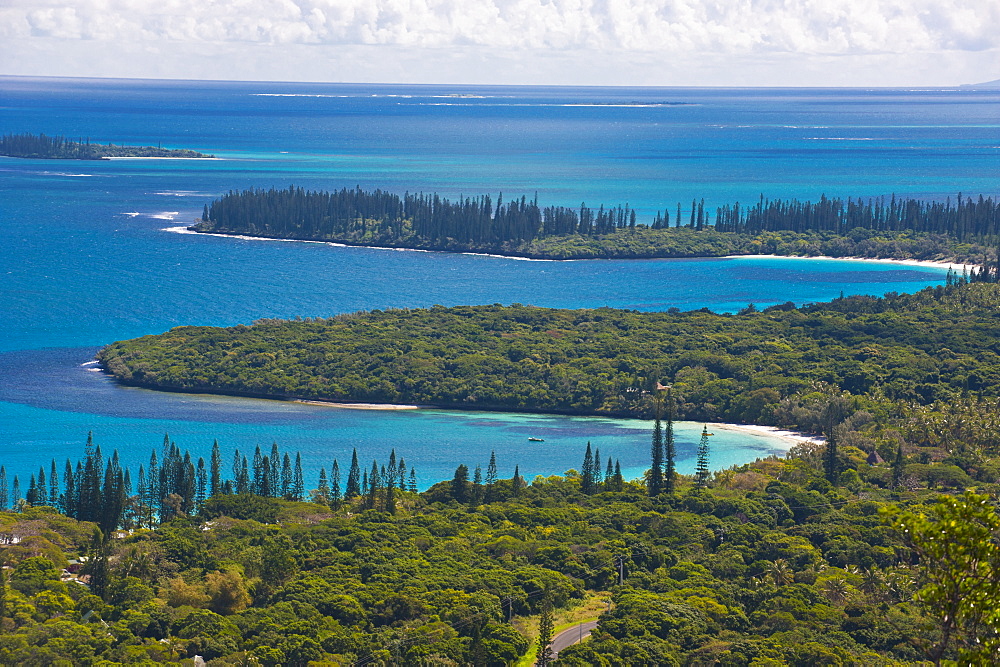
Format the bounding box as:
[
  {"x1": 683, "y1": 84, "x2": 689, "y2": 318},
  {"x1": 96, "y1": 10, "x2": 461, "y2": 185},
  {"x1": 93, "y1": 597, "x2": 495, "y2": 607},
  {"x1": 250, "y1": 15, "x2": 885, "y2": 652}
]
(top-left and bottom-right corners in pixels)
[
  {"x1": 1, "y1": 0, "x2": 998, "y2": 84},
  {"x1": 3, "y1": 0, "x2": 999, "y2": 53}
]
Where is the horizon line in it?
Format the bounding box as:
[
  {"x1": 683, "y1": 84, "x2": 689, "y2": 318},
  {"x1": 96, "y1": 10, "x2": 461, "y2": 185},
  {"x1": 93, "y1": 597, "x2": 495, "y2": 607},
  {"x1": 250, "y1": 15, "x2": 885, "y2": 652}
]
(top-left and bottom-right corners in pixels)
[{"x1": 2, "y1": 73, "x2": 995, "y2": 91}]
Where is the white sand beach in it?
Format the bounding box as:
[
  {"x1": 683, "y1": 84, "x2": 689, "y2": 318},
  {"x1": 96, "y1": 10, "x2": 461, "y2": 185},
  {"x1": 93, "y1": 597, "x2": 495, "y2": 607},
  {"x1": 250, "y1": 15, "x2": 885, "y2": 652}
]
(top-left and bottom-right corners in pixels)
[
  {"x1": 104, "y1": 156, "x2": 220, "y2": 160},
  {"x1": 295, "y1": 399, "x2": 420, "y2": 410},
  {"x1": 712, "y1": 422, "x2": 825, "y2": 449},
  {"x1": 735, "y1": 253, "x2": 972, "y2": 271}
]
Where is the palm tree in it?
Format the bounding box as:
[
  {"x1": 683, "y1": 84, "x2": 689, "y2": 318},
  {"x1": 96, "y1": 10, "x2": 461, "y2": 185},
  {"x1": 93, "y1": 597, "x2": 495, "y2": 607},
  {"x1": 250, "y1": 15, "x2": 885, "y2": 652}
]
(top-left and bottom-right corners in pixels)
[
  {"x1": 821, "y1": 576, "x2": 849, "y2": 605},
  {"x1": 858, "y1": 566, "x2": 886, "y2": 602},
  {"x1": 766, "y1": 558, "x2": 794, "y2": 586}
]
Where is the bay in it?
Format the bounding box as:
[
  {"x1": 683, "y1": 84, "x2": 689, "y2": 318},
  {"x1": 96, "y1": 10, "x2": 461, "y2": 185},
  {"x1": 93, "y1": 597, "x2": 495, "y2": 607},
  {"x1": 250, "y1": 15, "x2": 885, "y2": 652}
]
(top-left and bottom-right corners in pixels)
[{"x1": 2, "y1": 77, "x2": 992, "y2": 488}]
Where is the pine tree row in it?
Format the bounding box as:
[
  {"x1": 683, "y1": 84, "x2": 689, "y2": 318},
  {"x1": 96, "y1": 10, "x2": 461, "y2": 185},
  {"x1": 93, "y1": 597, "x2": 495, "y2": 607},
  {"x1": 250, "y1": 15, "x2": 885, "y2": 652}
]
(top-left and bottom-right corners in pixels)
[
  {"x1": 202, "y1": 186, "x2": 642, "y2": 245},
  {"x1": 0, "y1": 434, "x2": 421, "y2": 533},
  {"x1": 715, "y1": 193, "x2": 1000, "y2": 240}
]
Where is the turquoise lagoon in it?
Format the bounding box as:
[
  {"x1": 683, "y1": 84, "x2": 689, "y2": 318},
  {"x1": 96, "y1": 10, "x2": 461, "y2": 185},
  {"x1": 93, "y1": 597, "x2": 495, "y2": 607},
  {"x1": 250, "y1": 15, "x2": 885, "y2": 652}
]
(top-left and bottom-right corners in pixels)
[{"x1": 1, "y1": 77, "x2": 993, "y2": 487}]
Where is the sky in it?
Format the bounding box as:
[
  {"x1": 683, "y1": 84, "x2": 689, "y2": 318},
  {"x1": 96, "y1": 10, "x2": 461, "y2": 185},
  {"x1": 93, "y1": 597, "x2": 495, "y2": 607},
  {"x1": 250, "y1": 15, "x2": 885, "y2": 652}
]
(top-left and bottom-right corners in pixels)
[{"x1": 1, "y1": 0, "x2": 998, "y2": 86}]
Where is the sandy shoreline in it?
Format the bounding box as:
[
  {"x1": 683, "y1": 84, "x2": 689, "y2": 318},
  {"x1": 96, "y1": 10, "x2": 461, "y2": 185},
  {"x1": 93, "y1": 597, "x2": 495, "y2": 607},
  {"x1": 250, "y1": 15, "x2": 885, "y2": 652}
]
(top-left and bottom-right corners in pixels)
[
  {"x1": 104, "y1": 156, "x2": 219, "y2": 160},
  {"x1": 734, "y1": 253, "x2": 970, "y2": 271},
  {"x1": 711, "y1": 422, "x2": 825, "y2": 449},
  {"x1": 295, "y1": 399, "x2": 420, "y2": 410},
  {"x1": 295, "y1": 397, "x2": 822, "y2": 446},
  {"x1": 168, "y1": 226, "x2": 972, "y2": 270}
]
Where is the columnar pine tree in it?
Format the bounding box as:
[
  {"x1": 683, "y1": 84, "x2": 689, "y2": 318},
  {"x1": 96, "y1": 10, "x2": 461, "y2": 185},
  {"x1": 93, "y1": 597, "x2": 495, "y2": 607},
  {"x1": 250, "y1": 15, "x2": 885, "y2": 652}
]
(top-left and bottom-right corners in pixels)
[
  {"x1": 259, "y1": 456, "x2": 272, "y2": 497},
  {"x1": 317, "y1": 468, "x2": 330, "y2": 503},
  {"x1": 396, "y1": 458, "x2": 407, "y2": 488},
  {"x1": 486, "y1": 451, "x2": 498, "y2": 487},
  {"x1": 252, "y1": 446, "x2": 264, "y2": 495},
  {"x1": 824, "y1": 428, "x2": 839, "y2": 485},
  {"x1": 26, "y1": 475, "x2": 37, "y2": 506},
  {"x1": 383, "y1": 464, "x2": 395, "y2": 514},
  {"x1": 409, "y1": 468, "x2": 418, "y2": 493},
  {"x1": 536, "y1": 596, "x2": 554, "y2": 666},
  {"x1": 281, "y1": 454, "x2": 292, "y2": 497},
  {"x1": 269, "y1": 443, "x2": 280, "y2": 493},
  {"x1": 649, "y1": 410, "x2": 663, "y2": 496},
  {"x1": 346, "y1": 449, "x2": 361, "y2": 498},
  {"x1": 330, "y1": 460, "x2": 342, "y2": 502},
  {"x1": 49, "y1": 460, "x2": 59, "y2": 506},
  {"x1": 196, "y1": 458, "x2": 207, "y2": 509},
  {"x1": 63, "y1": 461, "x2": 74, "y2": 517},
  {"x1": 292, "y1": 453, "x2": 304, "y2": 500},
  {"x1": 210, "y1": 440, "x2": 222, "y2": 497},
  {"x1": 695, "y1": 426, "x2": 712, "y2": 488},
  {"x1": 472, "y1": 465, "x2": 483, "y2": 504},
  {"x1": 236, "y1": 456, "x2": 250, "y2": 494},
  {"x1": 231, "y1": 449, "x2": 242, "y2": 486},
  {"x1": 451, "y1": 464, "x2": 470, "y2": 503},
  {"x1": 581, "y1": 442, "x2": 595, "y2": 495},
  {"x1": 664, "y1": 388, "x2": 676, "y2": 494},
  {"x1": 365, "y1": 461, "x2": 380, "y2": 509},
  {"x1": 37, "y1": 468, "x2": 46, "y2": 504},
  {"x1": 593, "y1": 448, "x2": 603, "y2": 486},
  {"x1": 136, "y1": 466, "x2": 147, "y2": 528}
]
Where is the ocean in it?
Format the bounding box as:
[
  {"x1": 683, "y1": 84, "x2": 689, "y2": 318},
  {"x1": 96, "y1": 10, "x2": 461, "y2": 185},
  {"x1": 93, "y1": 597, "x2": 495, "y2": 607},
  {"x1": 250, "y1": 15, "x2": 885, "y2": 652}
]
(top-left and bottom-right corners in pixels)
[{"x1": 1, "y1": 77, "x2": 996, "y2": 488}]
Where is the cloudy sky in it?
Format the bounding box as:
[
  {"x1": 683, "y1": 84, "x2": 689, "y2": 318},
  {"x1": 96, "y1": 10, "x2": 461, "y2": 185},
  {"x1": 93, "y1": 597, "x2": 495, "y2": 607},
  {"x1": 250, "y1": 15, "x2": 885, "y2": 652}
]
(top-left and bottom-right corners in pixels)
[{"x1": 1, "y1": 0, "x2": 997, "y2": 86}]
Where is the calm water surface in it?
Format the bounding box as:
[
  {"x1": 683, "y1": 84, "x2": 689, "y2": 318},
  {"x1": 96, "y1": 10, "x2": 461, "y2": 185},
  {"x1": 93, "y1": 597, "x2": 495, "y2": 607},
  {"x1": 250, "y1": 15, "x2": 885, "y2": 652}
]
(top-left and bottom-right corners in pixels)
[{"x1": 2, "y1": 77, "x2": 993, "y2": 487}]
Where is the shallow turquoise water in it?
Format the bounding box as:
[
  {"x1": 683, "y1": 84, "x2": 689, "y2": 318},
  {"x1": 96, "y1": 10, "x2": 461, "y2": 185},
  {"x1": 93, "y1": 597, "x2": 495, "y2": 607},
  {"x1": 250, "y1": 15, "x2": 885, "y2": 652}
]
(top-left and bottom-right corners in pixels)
[{"x1": 1, "y1": 77, "x2": 987, "y2": 488}]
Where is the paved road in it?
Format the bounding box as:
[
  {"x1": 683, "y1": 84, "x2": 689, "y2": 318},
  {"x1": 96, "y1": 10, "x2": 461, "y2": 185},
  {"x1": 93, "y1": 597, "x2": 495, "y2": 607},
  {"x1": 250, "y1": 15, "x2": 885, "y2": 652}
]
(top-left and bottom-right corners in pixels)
[{"x1": 548, "y1": 620, "x2": 598, "y2": 662}]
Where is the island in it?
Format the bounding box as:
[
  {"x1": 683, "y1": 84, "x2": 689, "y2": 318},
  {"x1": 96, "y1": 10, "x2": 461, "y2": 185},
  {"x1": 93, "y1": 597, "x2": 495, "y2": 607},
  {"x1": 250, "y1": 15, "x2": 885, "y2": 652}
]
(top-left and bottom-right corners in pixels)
[
  {"x1": 0, "y1": 132, "x2": 215, "y2": 160},
  {"x1": 190, "y1": 185, "x2": 1000, "y2": 263},
  {"x1": 99, "y1": 278, "x2": 1000, "y2": 435}
]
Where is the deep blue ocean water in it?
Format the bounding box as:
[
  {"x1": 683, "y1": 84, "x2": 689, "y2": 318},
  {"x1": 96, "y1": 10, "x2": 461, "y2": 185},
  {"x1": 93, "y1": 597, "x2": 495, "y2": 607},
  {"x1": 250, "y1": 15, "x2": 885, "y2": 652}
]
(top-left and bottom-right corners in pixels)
[{"x1": 1, "y1": 77, "x2": 996, "y2": 489}]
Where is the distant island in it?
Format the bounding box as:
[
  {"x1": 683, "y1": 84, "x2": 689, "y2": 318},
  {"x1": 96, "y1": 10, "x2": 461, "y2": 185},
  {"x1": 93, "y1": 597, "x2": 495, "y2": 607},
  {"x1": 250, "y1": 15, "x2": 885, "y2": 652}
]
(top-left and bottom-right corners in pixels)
[
  {"x1": 190, "y1": 185, "x2": 1000, "y2": 263},
  {"x1": 960, "y1": 78, "x2": 1000, "y2": 89},
  {"x1": 0, "y1": 132, "x2": 214, "y2": 160}
]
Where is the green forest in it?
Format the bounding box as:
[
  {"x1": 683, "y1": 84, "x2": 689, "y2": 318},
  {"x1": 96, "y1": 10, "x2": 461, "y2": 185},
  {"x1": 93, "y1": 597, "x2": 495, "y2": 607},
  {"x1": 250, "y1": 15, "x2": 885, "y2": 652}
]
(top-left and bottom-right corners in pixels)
[
  {"x1": 2, "y1": 424, "x2": 1000, "y2": 665},
  {"x1": 101, "y1": 281, "x2": 1000, "y2": 458},
  {"x1": 190, "y1": 186, "x2": 1000, "y2": 262},
  {"x1": 0, "y1": 133, "x2": 213, "y2": 160},
  {"x1": 6, "y1": 285, "x2": 1000, "y2": 662}
]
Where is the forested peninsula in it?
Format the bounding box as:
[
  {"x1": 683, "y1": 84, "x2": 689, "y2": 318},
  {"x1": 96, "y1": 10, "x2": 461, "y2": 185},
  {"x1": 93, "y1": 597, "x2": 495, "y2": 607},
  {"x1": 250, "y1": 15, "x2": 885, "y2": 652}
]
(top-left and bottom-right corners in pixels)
[
  {"x1": 190, "y1": 186, "x2": 1000, "y2": 262},
  {"x1": 0, "y1": 133, "x2": 214, "y2": 160},
  {"x1": 100, "y1": 279, "x2": 1000, "y2": 456}
]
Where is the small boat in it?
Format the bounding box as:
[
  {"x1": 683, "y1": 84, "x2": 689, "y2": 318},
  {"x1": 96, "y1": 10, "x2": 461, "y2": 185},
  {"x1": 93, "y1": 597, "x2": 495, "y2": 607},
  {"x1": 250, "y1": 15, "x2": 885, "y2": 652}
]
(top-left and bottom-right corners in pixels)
[{"x1": 528, "y1": 437, "x2": 545, "y2": 442}]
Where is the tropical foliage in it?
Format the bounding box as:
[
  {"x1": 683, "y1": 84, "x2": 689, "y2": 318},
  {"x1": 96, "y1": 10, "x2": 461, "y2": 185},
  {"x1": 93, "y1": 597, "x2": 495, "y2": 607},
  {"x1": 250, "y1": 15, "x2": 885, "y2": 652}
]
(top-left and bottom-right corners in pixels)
[{"x1": 0, "y1": 433, "x2": 997, "y2": 665}]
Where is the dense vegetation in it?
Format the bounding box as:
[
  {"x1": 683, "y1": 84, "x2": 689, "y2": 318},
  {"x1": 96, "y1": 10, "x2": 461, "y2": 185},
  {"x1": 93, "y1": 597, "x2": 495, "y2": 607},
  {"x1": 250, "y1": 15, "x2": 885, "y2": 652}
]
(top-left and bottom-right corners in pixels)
[
  {"x1": 191, "y1": 186, "x2": 1000, "y2": 262},
  {"x1": 1, "y1": 426, "x2": 999, "y2": 665},
  {"x1": 101, "y1": 281, "x2": 1000, "y2": 454},
  {"x1": 0, "y1": 133, "x2": 213, "y2": 160},
  {"x1": 14, "y1": 285, "x2": 1000, "y2": 663},
  {"x1": 716, "y1": 193, "x2": 1000, "y2": 240}
]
